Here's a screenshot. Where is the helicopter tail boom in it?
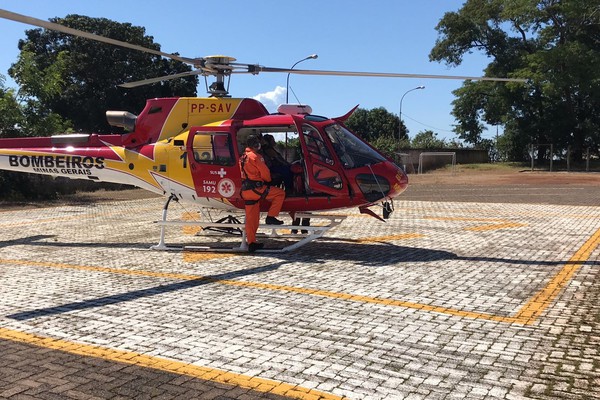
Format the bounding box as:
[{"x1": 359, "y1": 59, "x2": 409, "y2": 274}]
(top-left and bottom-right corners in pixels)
[{"x1": 0, "y1": 134, "x2": 166, "y2": 194}]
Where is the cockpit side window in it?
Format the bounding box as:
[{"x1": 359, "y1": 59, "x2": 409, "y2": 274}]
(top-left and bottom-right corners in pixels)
[
  {"x1": 302, "y1": 124, "x2": 334, "y2": 165},
  {"x1": 191, "y1": 132, "x2": 234, "y2": 166},
  {"x1": 301, "y1": 124, "x2": 343, "y2": 190},
  {"x1": 324, "y1": 123, "x2": 386, "y2": 169}
]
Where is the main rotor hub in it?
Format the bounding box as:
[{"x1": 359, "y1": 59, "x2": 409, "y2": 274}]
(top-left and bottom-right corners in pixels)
[
  {"x1": 198, "y1": 55, "x2": 237, "y2": 97},
  {"x1": 202, "y1": 55, "x2": 237, "y2": 68}
]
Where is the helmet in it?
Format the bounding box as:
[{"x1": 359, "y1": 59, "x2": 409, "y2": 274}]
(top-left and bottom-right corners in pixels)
[
  {"x1": 246, "y1": 134, "x2": 261, "y2": 148},
  {"x1": 263, "y1": 134, "x2": 275, "y2": 144}
]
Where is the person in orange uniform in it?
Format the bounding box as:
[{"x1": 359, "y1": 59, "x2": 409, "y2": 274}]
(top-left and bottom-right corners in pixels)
[{"x1": 239, "y1": 135, "x2": 285, "y2": 252}]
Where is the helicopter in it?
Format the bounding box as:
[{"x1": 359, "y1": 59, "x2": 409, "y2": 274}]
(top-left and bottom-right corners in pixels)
[{"x1": 0, "y1": 9, "x2": 527, "y2": 252}]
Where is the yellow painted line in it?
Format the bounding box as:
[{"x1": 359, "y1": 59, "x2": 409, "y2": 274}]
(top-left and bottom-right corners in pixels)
[
  {"x1": 0, "y1": 257, "x2": 535, "y2": 325},
  {"x1": 424, "y1": 216, "x2": 527, "y2": 231},
  {"x1": 465, "y1": 222, "x2": 527, "y2": 231},
  {"x1": 0, "y1": 327, "x2": 344, "y2": 400},
  {"x1": 0, "y1": 256, "x2": 511, "y2": 323},
  {"x1": 183, "y1": 252, "x2": 234, "y2": 262},
  {"x1": 181, "y1": 211, "x2": 202, "y2": 235},
  {"x1": 512, "y1": 227, "x2": 600, "y2": 324},
  {"x1": 3, "y1": 225, "x2": 599, "y2": 326},
  {"x1": 355, "y1": 233, "x2": 425, "y2": 243},
  {"x1": 220, "y1": 280, "x2": 519, "y2": 323},
  {"x1": 0, "y1": 258, "x2": 212, "y2": 281},
  {"x1": 0, "y1": 256, "x2": 517, "y2": 324},
  {"x1": 420, "y1": 208, "x2": 600, "y2": 220},
  {"x1": 178, "y1": 212, "x2": 238, "y2": 261},
  {"x1": 425, "y1": 217, "x2": 504, "y2": 222}
]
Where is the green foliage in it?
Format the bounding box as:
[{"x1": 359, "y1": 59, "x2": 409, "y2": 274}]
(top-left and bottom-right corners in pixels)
[
  {"x1": 0, "y1": 172, "x2": 63, "y2": 201},
  {"x1": 430, "y1": 0, "x2": 600, "y2": 161},
  {"x1": 344, "y1": 107, "x2": 412, "y2": 158},
  {"x1": 411, "y1": 130, "x2": 447, "y2": 149},
  {"x1": 0, "y1": 77, "x2": 74, "y2": 200},
  {"x1": 20, "y1": 101, "x2": 73, "y2": 137},
  {"x1": 370, "y1": 135, "x2": 410, "y2": 160},
  {"x1": 0, "y1": 77, "x2": 24, "y2": 138},
  {"x1": 343, "y1": 107, "x2": 468, "y2": 156},
  {"x1": 346, "y1": 107, "x2": 406, "y2": 142},
  {"x1": 0, "y1": 71, "x2": 73, "y2": 138},
  {"x1": 9, "y1": 14, "x2": 198, "y2": 134},
  {"x1": 496, "y1": 123, "x2": 532, "y2": 162}
]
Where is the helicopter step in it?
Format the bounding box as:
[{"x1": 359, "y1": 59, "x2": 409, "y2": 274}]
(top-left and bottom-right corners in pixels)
[{"x1": 152, "y1": 212, "x2": 346, "y2": 253}]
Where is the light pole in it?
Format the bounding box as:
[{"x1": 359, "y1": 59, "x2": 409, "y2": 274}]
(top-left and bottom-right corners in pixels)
[
  {"x1": 399, "y1": 85, "x2": 425, "y2": 141},
  {"x1": 286, "y1": 54, "x2": 318, "y2": 103}
]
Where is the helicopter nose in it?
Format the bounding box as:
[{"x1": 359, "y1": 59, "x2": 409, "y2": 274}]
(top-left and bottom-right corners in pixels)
[
  {"x1": 398, "y1": 168, "x2": 409, "y2": 185},
  {"x1": 390, "y1": 166, "x2": 409, "y2": 198},
  {"x1": 356, "y1": 173, "x2": 391, "y2": 202}
]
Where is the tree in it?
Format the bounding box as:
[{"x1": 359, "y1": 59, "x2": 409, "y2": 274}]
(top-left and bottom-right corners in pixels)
[
  {"x1": 430, "y1": 0, "x2": 600, "y2": 161},
  {"x1": 0, "y1": 75, "x2": 23, "y2": 138},
  {"x1": 346, "y1": 107, "x2": 405, "y2": 142},
  {"x1": 9, "y1": 14, "x2": 198, "y2": 134},
  {"x1": 346, "y1": 107, "x2": 409, "y2": 157},
  {"x1": 411, "y1": 130, "x2": 447, "y2": 149},
  {"x1": 0, "y1": 74, "x2": 72, "y2": 200},
  {"x1": 0, "y1": 74, "x2": 70, "y2": 138},
  {"x1": 346, "y1": 107, "x2": 407, "y2": 142}
]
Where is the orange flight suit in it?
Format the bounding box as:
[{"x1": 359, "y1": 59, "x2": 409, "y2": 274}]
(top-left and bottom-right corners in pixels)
[{"x1": 240, "y1": 147, "x2": 285, "y2": 245}]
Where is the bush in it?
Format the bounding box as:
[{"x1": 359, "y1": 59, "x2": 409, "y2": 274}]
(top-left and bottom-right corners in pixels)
[{"x1": 370, "y1": 135, "x2": 410, "y2": 160}]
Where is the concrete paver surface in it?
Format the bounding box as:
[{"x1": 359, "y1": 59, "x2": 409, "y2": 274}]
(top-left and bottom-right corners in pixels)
[{"x1": 1, "y1": 174, "x2": 600, "y2": 399}]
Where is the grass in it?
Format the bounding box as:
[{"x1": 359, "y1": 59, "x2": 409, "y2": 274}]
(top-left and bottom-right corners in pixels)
[
  {"x1": 455, "y1": 162, "x2": 528, "y2": 172},
  {"x1": 427, "y1": 161, "x2": 600, "y2": 174},
  {"x1": 423, "y1": 162, "x2": 528, "y2": 175}
]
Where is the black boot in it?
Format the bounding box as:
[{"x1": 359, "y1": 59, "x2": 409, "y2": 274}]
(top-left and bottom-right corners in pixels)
[
  {"x1": 301, "y1": 218, "x2": 310, "y2": 234},
  {"x1": 265, "y1": 216, "x2": 284, "y2": 225},
  {"x1": 248, "y1": 242, "x2": 264, "y2": 253},
  {"x1": 291, "y1": 217, "x2": 300, "y2": 234}
]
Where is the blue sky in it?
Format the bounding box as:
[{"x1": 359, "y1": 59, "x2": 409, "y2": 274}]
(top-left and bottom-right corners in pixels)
[{"x1": 0, "y1": 0, "x2": 498, "y2": 141}]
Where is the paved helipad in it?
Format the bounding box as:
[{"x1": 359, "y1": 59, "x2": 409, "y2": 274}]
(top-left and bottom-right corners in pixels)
[{"x1": 1, "y1": 190, "x2": 600, "y2": 399}]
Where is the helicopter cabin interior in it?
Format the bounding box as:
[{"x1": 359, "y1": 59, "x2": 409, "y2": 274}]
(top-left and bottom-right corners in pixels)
[
  {"x1": 234, "y1": 124, "x2": 345, "y2": 197},
  {"x1": 236, "y1": 125, "x2": 308, "y2": 196},
  {"x1": 186, "y1": 119, "x2": 371, "y2": 199}
]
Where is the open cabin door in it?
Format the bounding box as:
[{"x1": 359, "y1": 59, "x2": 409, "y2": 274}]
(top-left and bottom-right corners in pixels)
[
  {"x1": 296, "y1": 120, "x2": 349, "y2": 197},
  {"x1": 187, "y1": 126, "x2": 241, "y2": 200}
]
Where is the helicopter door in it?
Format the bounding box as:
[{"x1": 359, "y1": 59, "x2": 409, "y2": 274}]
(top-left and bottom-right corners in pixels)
[
  {"x1": 298, "y1": 123, "x2": 347, "y2": 196},
  {"x1": 187, "y1": 127, "x2": 239, "y2": 199}
]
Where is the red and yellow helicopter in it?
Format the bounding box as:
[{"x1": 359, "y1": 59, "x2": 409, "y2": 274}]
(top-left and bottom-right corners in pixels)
[{"x1": 0, "y1": 9, "x2": 526, "y2": 252}]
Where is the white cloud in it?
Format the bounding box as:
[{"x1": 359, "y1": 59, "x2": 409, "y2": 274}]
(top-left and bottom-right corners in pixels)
[{"x1": 253, "y1": 86, "x2": 286, "y2": 113}]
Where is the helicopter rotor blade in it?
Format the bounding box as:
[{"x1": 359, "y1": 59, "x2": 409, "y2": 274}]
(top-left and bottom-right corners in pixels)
[
  {"x1": 0, "y1": 8, "x2": 199, "y2": 65},
  {"x1": 121, "y1": 63, "x2": 528, "y2": 89},
  {"x1": 1, "y1": 8, "x2": 528, "y2": 90},
  {"x1": 118, "y1": 70, "x2": 204, "y2": 88},
  {"x1": 258, "y1": 66, "x2": 528, "y2": 83}
]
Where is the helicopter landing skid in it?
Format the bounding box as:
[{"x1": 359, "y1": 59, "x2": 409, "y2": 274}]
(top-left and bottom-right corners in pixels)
[{"x1": 151, "y1": 212, "x2": 346, "y2": 253}]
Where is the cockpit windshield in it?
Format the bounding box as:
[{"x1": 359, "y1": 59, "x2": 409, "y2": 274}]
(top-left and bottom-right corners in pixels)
[{"x1": 324, "y1": 123, "x2": 386, "y2": 169}]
